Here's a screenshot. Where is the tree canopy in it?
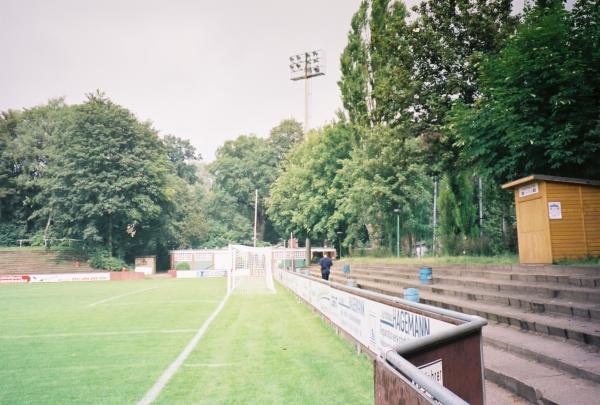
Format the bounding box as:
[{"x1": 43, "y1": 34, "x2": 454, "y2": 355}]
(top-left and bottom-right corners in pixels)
[{"x1": 1, "y1": 0, "x2": 597, "y2": 263}]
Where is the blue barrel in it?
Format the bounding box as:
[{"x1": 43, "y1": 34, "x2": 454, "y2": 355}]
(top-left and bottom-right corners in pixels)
[
  {"x1": 419, "y1": 267, "x2": 433, "y2": 285},
  {"x1": 343, "y1": 264, "x2": 350, "y2": 274},
  {"x1": 404, "y1": 288, "x2": 419, "y2": 303}
]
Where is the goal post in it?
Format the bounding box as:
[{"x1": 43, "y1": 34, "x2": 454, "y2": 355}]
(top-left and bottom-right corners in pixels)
[{"x1": 228, "y1": 245, "x2": 275, "y2": 294}]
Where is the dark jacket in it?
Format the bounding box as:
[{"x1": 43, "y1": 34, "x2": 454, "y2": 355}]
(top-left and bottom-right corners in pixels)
[{"x1": 319, "y1": 256, "x2": 333, "y2": 273}]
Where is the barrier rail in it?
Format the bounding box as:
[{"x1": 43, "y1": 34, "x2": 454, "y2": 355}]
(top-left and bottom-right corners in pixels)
[{"x1": 276, "y1": 268, "x2": 487, "y2": 404}]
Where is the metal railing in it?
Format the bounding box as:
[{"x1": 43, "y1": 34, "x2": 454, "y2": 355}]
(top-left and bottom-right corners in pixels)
[
  {"x1": 287, "y1": 271, "x2": 487, "y2": 405},
  {"x1": 16, "y1": 238, "x2": 82, "y2": 247}
]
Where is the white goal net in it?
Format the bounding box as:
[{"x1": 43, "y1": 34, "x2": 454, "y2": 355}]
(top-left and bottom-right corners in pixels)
[{"x1": 229, "y1": 245, "x2": 275, "y2": 294}]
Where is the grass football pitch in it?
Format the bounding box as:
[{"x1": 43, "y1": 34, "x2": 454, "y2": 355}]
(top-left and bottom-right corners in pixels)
[{"x1": 0, "y1": 278, "x2": 373, "y2": 404}]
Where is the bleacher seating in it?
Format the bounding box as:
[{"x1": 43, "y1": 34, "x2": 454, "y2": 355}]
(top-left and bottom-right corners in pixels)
[
  {"x1": 310, "y1": 262, "x2": 600, "y2": 404},
  {"x1": 0, "y1": 249, "x2": 95, "y2": 274}
]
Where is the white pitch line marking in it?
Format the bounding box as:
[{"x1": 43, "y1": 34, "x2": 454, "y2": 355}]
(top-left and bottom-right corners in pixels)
[
  {"x1": 183, "y1": 363, "x2": 236, "y2": 368},
  {"x1": 101, "y1": 299, "x2": 221, "y2": 306},
  {"x1": 0, "y1": 329, "x2": 197, "y2": 339},
  {"x1": 88, "y1": 286, "x2": 159, "y2": 307},
  {"x1": 138, "y1": 291, "x2": 230, "y2": 405}
]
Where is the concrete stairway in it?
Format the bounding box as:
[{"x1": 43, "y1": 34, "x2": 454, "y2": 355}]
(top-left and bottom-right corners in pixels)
[
  {"x1": 0, "y1": 249, "x2": 94, "y2": 274},
  {"x1": 310, "y1": 262, "x2": 600, "y2": 405}
]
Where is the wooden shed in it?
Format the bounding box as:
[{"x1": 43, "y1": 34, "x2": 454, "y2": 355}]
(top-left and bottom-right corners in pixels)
[{"x1": 502, "y1": 175, "x2": 600, "y2": 264}]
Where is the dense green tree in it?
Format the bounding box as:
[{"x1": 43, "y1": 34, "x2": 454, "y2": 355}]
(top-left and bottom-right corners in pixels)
[
  {"x1": 6, "y1": 100, "x2": 71, "y2": 239},
  {"x1": 268, "y1": 123, "x2": 357, "y2": 242},
  {"x1": 409, "y1": 0, "x2": 518, "y2": 172},
  {"x1": 44, "y1": 92, "x2": 170, "y2": 256},
  {"x1": 437, "y1": 172, "x2": 477, "y2": 255},
  {"x1": 200, "y1": 190, "x2": 254, "y2": 248},
  {"x1": 209, "y1": 135, "x2": 277, "y2": 241},
  {"x1": 0, "y1": 110, "x2": 21, "y2": 222},
  {"x1": 162, "y1": 135, "x2": 201, "y2": 185},
  {"x1": 336, "y1": 127, "x2": 432, "y2": 252},
  {"x1": 450, "y1": 1, "x2": 600, "y2": 182},
  {"x1": 268, "y1": 119, "x2": 304, "y2": 162},
  {"x1": 339, "y1": 0, "x2": 415, "y2": 127}
]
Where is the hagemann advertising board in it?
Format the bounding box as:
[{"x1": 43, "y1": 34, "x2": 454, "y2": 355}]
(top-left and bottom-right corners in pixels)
[{"x1": 276, "y1": 270, "x2": 454, "y2": 357}]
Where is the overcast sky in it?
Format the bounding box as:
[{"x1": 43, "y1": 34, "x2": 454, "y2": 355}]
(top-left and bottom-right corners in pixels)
[{"x1": 2, "y1": 0, "x2": 537, "y2": 161}]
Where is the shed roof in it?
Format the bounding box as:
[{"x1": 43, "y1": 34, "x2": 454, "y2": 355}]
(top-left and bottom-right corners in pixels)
[{"x1": 502, "y1": 175, "x2": 600, "y2": 189}]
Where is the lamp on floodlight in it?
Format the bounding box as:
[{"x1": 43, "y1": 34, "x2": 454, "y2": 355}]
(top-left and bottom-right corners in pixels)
[{"x1": 288, "y1": 49, "x2": 327, "y2": 135}]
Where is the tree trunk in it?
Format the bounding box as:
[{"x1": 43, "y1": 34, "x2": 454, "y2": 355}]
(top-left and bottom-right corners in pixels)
[
  {"x1": 44, "y1": 209, "x2": 52, "y2": 247},
  {"x1": 258, "y1": 207, "x2": 266, "y2": 241},
  {"x1": 108, "y1": 213, "x2": 113, "y2": 257},
  {"x1": 365, "y1": 223, "x2": 381, "y2": 249}
]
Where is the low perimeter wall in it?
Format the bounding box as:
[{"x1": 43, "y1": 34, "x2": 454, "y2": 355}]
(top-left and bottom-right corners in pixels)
[
  {"x1": 0, "y1": 271, "x2": 144, "y2": 283},
  {"x1": 275, "y1": 268, "x2": 486, "y2": 405}
]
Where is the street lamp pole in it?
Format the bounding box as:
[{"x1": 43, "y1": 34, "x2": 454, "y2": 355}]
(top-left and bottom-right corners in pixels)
[{"x1": 393, "y1": 208, "x2": 400, "y2": 257}]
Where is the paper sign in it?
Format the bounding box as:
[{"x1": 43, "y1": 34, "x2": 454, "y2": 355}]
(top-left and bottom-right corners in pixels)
[
  {"x1": 548, "y1": 202, "x2": 562, "y2": 219},
  {"x1": 519, "y1": 183, "x2": 539, "y2": 197}
]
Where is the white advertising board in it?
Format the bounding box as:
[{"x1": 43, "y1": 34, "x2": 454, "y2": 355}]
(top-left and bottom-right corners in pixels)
[
  {"x1": 135, "y1": 266, "x2": 153, "y2": 276},
  {"x1": 176, "y1": 270, "x2": 227, "y2": 279},
  {"x1": 29, "y1": 273, "x2": 110, "y2": 283},
  {"x1": 276, "y1": 269, "x2": 455, "y2": 357},
  {"x1": 0, "y1": 275, "x2": 32, "y2": 284}
]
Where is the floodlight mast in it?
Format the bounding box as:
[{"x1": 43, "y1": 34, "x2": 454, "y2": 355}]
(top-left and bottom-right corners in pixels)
[{"x1": 289, "y1": 50, "x2": 326, "y2": 137}]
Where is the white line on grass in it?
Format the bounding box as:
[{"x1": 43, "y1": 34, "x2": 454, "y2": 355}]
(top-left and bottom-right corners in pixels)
[
  {"x1": 100, "y1": 299, "x2": 221, "y2": 306},
  {"x1": 0, "y1": 329, "x2": 197, "y2": 339},
  {"x1": 138, "y1": 291, "x2": 231, "y2": 405},
  {"x1": 88, "y1": 286, "x2": 159, "y2": 307},
  {"x1": 183, "y1": 363, "x2": 236, "y2": 368}
]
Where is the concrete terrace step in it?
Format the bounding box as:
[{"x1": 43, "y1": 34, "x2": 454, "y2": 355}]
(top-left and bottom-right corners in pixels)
[
  {"x1": 484, "y1": 345, "x2": 600, "y2": 405},
  {"x1": 0, "y1": 250, "x2": 94, "y2": 274},
  {"x1": 332, "y1": 267, "x2": 600, "y2": 302},
  {"x1": 0, "y1": 266, "x2": 96, "y2": 274},
  {"x1": 316, "y1": 269, "x2": 600, "y2": 323},
  {"x1": 338, "y1": 272, "x2": 600, "y2": 320},
  {"x1": 485, "y1": 380, "x2": 532, "y2": 405},
  {"x1": 341, "y1": 262, "x2": 600, "y2": 276},
  {"x1": 356, "y1": 279, "x2": 600, "y2": 347},
  {"x1": 484, "y1": 323, "x2": 600, "y2": 385},
  {"x1": 337, "y1": 263, "x2": 600, "y2": 287},
  {"x1": 308, "y1": 262, "x2": 600, "y2": 404}
]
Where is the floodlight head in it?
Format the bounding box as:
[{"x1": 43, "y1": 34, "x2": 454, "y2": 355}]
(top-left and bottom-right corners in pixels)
[{"x1": 289, "y1": 49, "x2": 327, "y2": 81}]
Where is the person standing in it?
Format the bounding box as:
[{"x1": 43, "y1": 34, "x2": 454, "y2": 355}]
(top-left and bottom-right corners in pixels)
[{"x1": 319, "y1": 253, "x2": 333, "y2": 281}]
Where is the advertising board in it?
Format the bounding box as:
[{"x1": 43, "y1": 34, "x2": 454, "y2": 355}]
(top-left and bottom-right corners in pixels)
[
  {"x1": 176, "y1": 270, "x2": 227, "y2": 279},
  {"x1": 0, "y1": 275, "x2": 31, "y2": 284},
  {"x1": 277, "y1": 269, "x2": 454, "y2": 358},
  {"x1": 29, "y1": 273, "x2": 111, "y2": 283}
]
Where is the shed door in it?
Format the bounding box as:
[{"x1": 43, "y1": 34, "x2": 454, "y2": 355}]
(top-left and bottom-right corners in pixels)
[{"x1": 517, "y1": 198, "x2": 552, "y2": 264}]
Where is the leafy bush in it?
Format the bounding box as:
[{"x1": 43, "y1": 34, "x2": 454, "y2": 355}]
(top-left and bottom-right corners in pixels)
[
  {"x1": 89, "y1": 249, "x2": 129, "y2": 271},
  {"x1": 352, "y1": 247, "x2": 394, "y2": 258},
  {"x1": 0, "y1": 221, "x2": 26, "y2": 246},
  {"x1": 29, "y1": 231, "x2": 47, "y2": 247},
  {"x1": 175, "y1": 262, "x2": 191, "y2": 270}
]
